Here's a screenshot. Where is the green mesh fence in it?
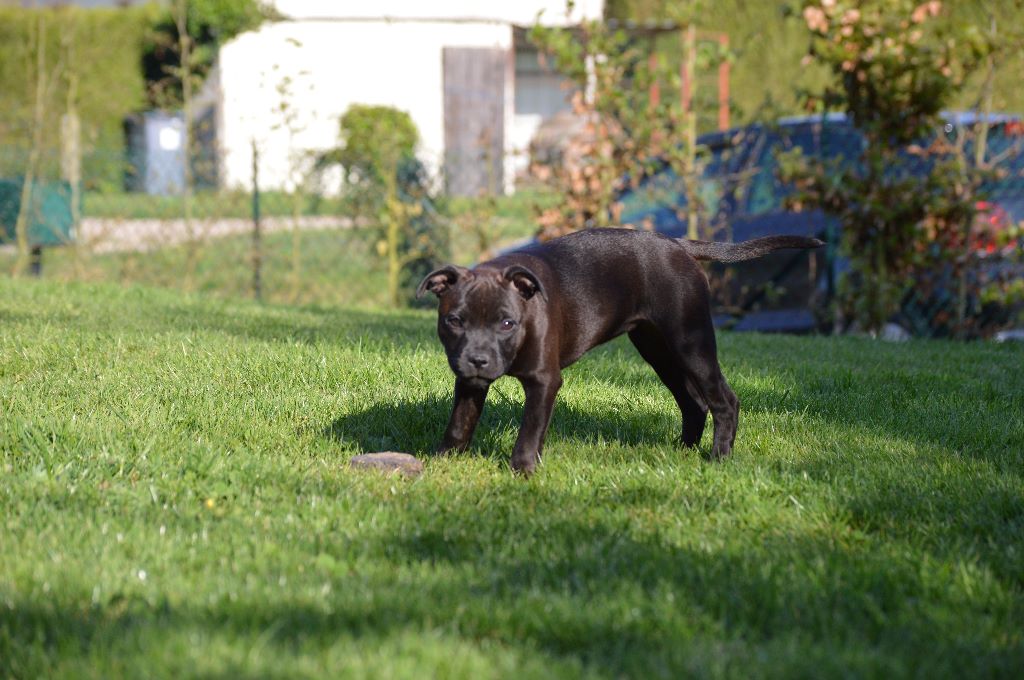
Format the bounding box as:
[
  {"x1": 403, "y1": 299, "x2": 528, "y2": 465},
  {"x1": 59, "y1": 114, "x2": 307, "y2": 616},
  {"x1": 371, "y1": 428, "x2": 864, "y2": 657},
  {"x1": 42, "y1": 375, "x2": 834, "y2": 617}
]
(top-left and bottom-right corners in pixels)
[{"x1": 0, "y1": 146, "x2": 455, "y2": 309}]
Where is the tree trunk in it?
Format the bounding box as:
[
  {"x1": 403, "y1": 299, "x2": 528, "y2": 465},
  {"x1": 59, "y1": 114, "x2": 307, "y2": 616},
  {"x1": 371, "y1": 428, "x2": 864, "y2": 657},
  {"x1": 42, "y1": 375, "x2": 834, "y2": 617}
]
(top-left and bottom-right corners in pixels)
[
  {"x1": 175, "y1": 0, "x2": 197, "y2": 290},
  {"x1": 61, "y1": 17, "x2": 82, "y2": 278},
  {"x1": 386, "y1": 171, "x2": 401, "y2": 308},
  {"x1": 12, "y1": 11, "x2": 48, "y2": 278}
]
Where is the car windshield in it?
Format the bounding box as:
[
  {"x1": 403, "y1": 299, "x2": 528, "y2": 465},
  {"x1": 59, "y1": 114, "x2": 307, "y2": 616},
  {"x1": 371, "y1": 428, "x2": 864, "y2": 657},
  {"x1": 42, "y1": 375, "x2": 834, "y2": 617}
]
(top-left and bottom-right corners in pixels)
[
  {"x1": 978, "y1": 126, "x2": 1024, "y2": 201},
  {"x1": 616, "y1": 117, "x2": 1024, "y2": 227},
  {"x1": 735, "y1": 120, "x2": 1023, "y2": 216}
]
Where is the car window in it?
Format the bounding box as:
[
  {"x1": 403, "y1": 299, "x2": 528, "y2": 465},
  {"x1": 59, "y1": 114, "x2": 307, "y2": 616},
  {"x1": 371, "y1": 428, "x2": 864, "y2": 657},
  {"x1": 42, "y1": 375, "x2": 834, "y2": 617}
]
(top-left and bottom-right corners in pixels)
[
  {"x1": 744, "y1": 140, "x2": 781, "y2": 216},
  {"x1": 618, "y1": 144, "x2": 731, "y2": 226},
  {"x1": 820, "y1": 125, "x2": 863, "y2": 167},
  {"x1": 742, "y1": 123, "x2": 861, "y2": 216},
  {"x1": 618, "y1": 167, "x2": 684, "y2": 223},
  {"x1": 696, "y1": 145, "x2": 730, "y2": 216},
  {"x1": 743, "y1": 128, "x2": 814, "y2": 215}
]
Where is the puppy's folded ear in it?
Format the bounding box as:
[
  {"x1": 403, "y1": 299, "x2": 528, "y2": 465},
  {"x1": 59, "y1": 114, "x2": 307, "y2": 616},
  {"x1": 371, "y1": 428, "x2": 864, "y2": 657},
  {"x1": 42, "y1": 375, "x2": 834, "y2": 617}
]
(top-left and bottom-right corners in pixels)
[
  {"x1": 503, "y1": 265, "x2": 546, "y2": 302},
  {"x1": 416, "y1": 265, "x2": 468, "y2": 298}
]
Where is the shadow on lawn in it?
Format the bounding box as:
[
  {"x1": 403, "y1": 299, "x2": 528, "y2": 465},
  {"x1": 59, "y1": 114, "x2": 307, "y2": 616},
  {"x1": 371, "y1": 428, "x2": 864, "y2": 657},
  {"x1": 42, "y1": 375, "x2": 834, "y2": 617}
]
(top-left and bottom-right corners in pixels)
[
  {"x1": 370, "y1": 503, "x2": 1018, "y2": 675},
  {"x1": 2, "y1": 499, "x2": 1018, "y2": 677},
  {"x1": 20, "y1": 284, "x2": 438, "y2": 351},
  {"x1": 324, "y1": 333, "x2": 1022, "y2": 472},
  {"x1": 323, "y1": 391, "x2": 681, "y2": 458}
]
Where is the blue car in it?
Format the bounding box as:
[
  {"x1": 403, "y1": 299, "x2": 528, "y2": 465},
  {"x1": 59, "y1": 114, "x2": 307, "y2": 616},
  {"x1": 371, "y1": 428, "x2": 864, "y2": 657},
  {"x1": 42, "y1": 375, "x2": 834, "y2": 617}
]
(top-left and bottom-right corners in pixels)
[{"x1": 616, "y1": 113, "x2": 1024, "y2": 335}]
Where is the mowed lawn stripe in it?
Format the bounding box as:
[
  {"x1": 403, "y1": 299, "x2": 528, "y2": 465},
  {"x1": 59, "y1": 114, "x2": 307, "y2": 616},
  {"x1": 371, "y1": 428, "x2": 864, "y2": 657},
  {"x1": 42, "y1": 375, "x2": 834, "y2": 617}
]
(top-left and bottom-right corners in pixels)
[{"x1": 1, "y1": 278, "x2": 1022, "y2": 679}]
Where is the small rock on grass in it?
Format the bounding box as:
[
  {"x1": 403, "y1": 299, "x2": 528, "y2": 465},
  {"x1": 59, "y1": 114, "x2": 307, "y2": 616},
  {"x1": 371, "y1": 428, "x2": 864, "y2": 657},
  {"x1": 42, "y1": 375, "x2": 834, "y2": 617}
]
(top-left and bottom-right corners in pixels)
[{"x1": 349, "y1": 452, "x2": 423, "y2": 478}]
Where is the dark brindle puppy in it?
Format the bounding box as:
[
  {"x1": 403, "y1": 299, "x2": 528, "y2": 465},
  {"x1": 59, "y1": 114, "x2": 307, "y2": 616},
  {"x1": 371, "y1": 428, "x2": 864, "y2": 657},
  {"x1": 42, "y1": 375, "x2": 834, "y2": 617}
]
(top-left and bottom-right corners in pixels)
[{"x1": 417, "y1": 228, "x2": 822, "y2": 475}]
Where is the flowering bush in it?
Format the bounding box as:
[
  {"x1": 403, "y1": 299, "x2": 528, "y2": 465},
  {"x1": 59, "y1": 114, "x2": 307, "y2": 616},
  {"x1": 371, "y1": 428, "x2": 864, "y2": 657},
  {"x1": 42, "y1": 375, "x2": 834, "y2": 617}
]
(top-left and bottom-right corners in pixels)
[{"x1": 781, "y1": 0, "x2": 1010, "y2": 335}]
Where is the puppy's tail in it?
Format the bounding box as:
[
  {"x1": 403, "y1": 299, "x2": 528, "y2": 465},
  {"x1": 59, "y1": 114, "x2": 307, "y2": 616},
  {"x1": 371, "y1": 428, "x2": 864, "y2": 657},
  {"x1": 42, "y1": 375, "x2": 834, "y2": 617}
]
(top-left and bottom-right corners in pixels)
[{"x1": 680, "y1": 235, "x2": 824, "y2": 263}]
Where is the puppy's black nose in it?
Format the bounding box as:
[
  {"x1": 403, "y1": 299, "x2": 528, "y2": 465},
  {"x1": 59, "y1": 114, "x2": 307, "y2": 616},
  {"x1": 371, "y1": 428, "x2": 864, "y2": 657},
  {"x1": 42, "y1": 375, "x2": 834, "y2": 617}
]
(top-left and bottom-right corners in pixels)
[{"x1": 468, "y1": 354, "x2": 489, "y2": 368}]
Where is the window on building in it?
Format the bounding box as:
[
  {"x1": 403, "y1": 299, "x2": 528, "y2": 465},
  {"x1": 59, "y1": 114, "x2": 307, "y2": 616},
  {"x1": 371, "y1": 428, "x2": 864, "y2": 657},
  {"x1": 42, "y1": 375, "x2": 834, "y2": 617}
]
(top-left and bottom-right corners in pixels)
[{"x1": 514, "y1": 49, "x2": 575, "y2": 118}]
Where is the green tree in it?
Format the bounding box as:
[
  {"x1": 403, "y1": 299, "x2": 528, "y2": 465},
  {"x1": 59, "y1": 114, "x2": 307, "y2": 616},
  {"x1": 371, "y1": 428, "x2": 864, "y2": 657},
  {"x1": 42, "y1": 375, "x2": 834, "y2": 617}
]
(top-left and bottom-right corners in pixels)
[
  {"x1": 0, "y1": 5, "x2": 154, "y2": 189},
  {"x1": 144, "y1": 0, "x2": 274, "y2": 108},
  {"x1": 605, "y1": 0, "x2": 1024, "y2": 129}
]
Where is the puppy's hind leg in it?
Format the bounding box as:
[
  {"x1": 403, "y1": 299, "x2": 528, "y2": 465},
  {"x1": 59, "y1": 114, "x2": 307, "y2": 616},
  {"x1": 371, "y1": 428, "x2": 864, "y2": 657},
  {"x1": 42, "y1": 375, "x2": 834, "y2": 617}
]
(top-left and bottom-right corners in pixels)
[
  {"x1": 676, "y1": 343, "x2": 738, "y2": 460},
  {"x1": 680, "y1": 375, "x2": 709, "y2": 447},
  {"x1": 653, "y1": 318, "x2": 738, "y2": 460},
  {"x1": 628, "y1": 326, "x2": 709, "y2": 448}
]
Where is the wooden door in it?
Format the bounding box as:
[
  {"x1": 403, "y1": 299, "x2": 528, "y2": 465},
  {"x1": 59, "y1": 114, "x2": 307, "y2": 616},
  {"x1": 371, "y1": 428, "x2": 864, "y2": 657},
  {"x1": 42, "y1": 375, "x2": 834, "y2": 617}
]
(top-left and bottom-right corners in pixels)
[{"x1": 443, "y1": 47, "x2": 506, "y2": 196}]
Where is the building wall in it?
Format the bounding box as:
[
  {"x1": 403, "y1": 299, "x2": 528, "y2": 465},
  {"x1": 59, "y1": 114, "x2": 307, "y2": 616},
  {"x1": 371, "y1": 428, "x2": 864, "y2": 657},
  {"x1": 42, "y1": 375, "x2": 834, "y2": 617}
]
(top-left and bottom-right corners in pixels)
[
  {"x1": 218, "y1": 19, "x2": 513, "y2": 192},
  {"x1": 268, "y1": 0, "x2": 603, "y2": 26},
  {"x1": 219, "y1": 1, "x2": 602, "y2": 193}
]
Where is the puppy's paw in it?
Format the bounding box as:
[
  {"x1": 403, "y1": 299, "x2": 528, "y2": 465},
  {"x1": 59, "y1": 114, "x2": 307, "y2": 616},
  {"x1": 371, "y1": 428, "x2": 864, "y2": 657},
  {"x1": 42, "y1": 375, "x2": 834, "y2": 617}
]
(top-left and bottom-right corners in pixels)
[
  {"x1": 434, "y1": 441, "x2": 468, "y2": 457},
  {"x1": 706, "y1": 445, "x2": 732, "y2": 462},
  {"x1": 510, "y1": 453, "x2": 538, "y2": 478}
]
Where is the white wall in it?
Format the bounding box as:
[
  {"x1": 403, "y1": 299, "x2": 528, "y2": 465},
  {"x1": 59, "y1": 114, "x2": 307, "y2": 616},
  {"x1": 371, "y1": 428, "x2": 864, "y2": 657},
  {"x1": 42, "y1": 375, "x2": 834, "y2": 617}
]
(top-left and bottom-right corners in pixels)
[
  {"x1": 218, "y1": 20, "x2": 513, "y2": 192},
  {"x1": 269, "y1": 0, "x2": 604, "y2": 26}
]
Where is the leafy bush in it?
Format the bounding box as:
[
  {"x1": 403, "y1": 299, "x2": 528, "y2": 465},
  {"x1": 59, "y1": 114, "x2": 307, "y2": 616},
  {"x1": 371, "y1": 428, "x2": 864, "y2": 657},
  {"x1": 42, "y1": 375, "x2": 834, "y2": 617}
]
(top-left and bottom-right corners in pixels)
[
  {"x1": 326, "y1": 105, "x2": 447, "y2": 307},
  {"x1": 333, "y1": 105, "x2": 420, "y2": 190},
  {"x1": 529, "y1": 3, "x2": 734, "y2": 241},
  {"x1": 605, "y1": 0, "x2": 1024, "y2": 129}
]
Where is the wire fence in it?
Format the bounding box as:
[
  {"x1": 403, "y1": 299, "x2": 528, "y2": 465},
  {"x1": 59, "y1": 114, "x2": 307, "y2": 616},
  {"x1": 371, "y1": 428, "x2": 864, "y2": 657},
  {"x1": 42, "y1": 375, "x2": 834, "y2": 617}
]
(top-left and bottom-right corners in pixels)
[
  {"x1": 0, "y1": 139, "x2": 526, "y2": 309},
  {"x1": 2, "y1": 183, "x2": 365, "y2": 308}
]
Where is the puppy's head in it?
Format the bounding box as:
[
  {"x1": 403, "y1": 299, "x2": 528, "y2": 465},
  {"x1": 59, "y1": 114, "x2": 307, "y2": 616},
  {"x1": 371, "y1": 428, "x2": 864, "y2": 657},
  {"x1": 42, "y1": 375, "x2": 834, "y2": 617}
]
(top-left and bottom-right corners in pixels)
[{"x1": 417, "y1": 263, "x2": 545, "y2": 384}]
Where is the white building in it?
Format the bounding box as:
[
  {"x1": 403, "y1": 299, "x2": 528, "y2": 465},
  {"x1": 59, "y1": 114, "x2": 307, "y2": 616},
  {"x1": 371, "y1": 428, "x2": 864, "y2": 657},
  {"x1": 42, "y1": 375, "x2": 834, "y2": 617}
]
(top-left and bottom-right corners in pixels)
[{"x1": 215, "y1": 0, "x2": 604, "y2": 195}]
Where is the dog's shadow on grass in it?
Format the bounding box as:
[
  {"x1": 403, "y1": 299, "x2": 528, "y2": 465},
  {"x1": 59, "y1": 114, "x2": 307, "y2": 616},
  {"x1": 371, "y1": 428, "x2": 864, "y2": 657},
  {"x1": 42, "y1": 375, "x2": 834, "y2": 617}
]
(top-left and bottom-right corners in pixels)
[{"x1": 323, "y1": 393, "x2": 680, "y2": 460}]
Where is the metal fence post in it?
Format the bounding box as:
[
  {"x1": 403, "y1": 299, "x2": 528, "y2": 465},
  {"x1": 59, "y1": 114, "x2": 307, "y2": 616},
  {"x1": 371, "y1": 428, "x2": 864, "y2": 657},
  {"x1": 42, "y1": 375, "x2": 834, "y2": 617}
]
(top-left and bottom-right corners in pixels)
[
  {"x1": 29, "y1": 246, "x2": 42, "y2": 277},
  {"x1": 825, "y1": 218, "x2": 840, "y2": 333},
  {"x1": 251, "y1": 139, "x2": 262, "y2": 302}
]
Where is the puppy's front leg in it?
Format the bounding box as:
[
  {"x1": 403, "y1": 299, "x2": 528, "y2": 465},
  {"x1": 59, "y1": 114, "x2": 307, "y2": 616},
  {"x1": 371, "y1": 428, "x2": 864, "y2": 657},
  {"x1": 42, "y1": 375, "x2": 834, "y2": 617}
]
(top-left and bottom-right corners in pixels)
[
  {"x1": 438, "y1": 379, "x2": 490, "y2": 453},
  {"x1": 510, "y1": 374, "x2": 563, "y2": 476}
]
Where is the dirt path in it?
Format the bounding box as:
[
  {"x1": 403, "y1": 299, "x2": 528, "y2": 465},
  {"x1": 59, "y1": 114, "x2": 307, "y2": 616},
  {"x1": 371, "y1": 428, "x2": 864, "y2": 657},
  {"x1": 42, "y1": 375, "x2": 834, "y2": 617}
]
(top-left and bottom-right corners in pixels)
[{"x1": 77, "y1": 215, "x2": 355, "y2": 254}]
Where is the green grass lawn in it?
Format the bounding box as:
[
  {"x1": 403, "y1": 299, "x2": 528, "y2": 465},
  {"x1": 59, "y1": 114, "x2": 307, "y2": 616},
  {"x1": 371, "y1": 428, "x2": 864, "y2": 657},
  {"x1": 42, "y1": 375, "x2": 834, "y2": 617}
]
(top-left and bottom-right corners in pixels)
[{"x1": 1, "y1": 278, "x2": 1022, "y2": 678}]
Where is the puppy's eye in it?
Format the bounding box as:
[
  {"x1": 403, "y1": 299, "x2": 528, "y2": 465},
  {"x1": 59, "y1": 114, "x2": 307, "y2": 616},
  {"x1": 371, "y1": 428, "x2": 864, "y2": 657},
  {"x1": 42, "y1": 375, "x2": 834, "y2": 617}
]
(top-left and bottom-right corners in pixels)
[
  {"x1": 500, "y1": 319, "x2": 517, "y2": 331},
  {"x1": 445, "y1": 314, "x2": 463, "y2": 329}
]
